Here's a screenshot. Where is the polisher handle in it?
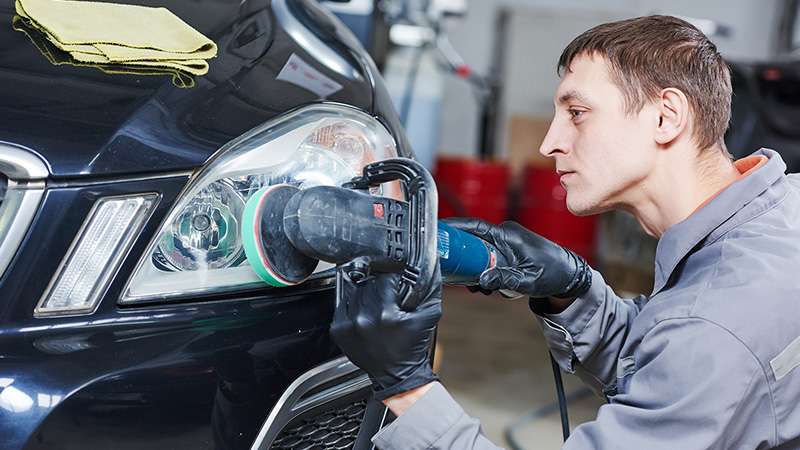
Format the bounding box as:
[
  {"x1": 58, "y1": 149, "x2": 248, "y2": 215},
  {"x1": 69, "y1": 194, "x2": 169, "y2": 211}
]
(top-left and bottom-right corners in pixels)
[{"x1": 344, "y1": 158, "x2": 438, "y2": 311}]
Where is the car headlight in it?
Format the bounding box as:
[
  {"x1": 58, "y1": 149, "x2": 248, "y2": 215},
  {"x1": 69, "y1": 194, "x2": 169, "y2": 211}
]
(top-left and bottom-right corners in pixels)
[{"x1": 121, "y1": 104, "x2": 400, "y2": 303}]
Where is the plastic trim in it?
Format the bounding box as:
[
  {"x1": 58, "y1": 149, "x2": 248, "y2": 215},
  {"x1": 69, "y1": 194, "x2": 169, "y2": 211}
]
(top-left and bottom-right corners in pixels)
[
  {"x1": 0, "y1": 143, "x2": 49, "y2": 180},
  {"x1": 273, "y1": 0, "x2": 361, "y2": 81},
  {"x1": 0, "y1": 144, "x2": 48, "y2": 279},
  {"x1": 250, "y1": 356, "x2": 372, "y2": 450}
]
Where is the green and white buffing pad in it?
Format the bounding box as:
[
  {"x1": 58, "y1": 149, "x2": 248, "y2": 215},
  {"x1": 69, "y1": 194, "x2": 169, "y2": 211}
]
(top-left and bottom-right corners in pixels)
[{"x1": 241, "y1": 184, "x2": 318, "y2": 287}]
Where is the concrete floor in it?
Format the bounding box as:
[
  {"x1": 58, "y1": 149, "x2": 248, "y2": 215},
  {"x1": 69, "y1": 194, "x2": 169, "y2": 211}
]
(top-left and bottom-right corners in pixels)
[{"x1": 436, "y1": 287, "x2": 606, "y2": 449}]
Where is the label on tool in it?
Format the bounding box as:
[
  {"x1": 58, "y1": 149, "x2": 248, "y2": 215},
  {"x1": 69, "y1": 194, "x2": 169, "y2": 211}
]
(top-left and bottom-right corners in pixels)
[
  {"x1": 373, "y1": 203, "x2": 385, "y2": 219},
  {"x1": 437, "y1": 227, "x2": 450, "y2": 259},
  {"x1": 437, "y1": 222, "x2": 493, "y2": 284}
]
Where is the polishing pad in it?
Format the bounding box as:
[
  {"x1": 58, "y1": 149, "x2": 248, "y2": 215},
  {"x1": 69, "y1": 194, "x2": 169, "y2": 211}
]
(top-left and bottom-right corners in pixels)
[{"x1": 241, "y1": 184, "x2": 319, "y2": 286}]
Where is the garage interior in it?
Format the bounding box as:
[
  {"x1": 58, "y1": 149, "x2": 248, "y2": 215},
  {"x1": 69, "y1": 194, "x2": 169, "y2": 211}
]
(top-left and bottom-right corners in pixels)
[
  {"x1": 326, "y1": 0, "x2": 794, "y2": 448},
  {"x1": 1, "y1": 0, "x2": 794, "y2": 448}
]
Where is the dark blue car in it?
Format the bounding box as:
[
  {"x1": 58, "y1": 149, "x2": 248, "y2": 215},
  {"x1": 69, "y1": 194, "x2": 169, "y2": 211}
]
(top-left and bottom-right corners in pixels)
[{"x1": 0, "y1": 0, "x2": 411, "y2": 448}]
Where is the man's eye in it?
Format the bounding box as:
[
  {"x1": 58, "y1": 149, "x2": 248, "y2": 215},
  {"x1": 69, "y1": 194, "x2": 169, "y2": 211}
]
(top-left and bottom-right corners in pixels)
[{"x1": 569, "y1": 109, "x2": 585, "y2": 120}]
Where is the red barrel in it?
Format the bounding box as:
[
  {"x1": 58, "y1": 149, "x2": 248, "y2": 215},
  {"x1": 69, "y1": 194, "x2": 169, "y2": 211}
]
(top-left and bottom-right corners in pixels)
[
  {"x1": 434, "y1": 157, "x2": 509, "y2": 224},
  {"x1": 517, "y1": 165, "x2": 597, "y2": 262}
]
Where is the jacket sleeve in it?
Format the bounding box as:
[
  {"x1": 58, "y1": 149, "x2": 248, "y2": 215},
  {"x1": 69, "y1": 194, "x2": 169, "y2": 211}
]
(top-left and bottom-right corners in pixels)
[
  {"x1": 371, "y1": 382, "x2": 504, "y2": 450},
  {"x1": 531, "y1": 269, "x2": 647, "y2": 391},
  {"x1": 564, "y1": 317, "x2": 772, "y2": 450},
  {"x1": 372, "y1": 319, "x2": 773, "y2": 450}
]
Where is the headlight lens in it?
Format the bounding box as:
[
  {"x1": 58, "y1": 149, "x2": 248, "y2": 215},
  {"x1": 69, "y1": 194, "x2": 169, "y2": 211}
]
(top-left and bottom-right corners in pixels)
[{"x1": 121, "y1": 104, "x2": 400, "y2": 303}]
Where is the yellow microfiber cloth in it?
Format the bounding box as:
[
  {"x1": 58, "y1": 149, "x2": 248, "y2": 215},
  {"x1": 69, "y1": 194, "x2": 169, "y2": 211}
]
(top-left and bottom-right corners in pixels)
[
  {"x1": 14, "y1": 0, "x2": 216, "y2": 81},
  {"x1": 12, "y1": 15, "x2": 196, "y2": 87}
]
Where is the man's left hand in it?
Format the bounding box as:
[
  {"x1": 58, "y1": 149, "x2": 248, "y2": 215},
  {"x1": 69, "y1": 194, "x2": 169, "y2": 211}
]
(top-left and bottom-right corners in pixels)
[{"x1": 330, "y1": 266, "x2": 442, "y2": 401}]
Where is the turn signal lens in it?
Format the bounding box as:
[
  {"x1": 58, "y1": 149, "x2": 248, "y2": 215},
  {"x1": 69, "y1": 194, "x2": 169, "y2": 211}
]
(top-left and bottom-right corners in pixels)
[{"x1": 36, "y1": 194, "x2": 158, "y2": 317}]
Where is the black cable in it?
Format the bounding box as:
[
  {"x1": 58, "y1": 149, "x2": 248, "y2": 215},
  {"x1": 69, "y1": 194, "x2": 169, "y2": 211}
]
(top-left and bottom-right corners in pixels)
[
  {"x1": 550, "y1": 352, "x2": 571, "y2": 441},
  {"x1": 503, "y1": 386, "x2": 591, "y2": 450},
  {"x1": 503, "y1": 352, "x2": 591, "y2": 449}
]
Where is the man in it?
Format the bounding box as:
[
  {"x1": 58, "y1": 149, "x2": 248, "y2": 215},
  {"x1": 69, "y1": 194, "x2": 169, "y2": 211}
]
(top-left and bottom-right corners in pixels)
[{"x1": 332, "y1": 15, "x2": 800, "y2": 449}]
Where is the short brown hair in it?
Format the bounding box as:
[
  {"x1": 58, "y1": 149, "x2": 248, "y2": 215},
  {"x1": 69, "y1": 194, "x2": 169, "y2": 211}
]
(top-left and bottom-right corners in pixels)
[{"x1": 558, "y1": 15, "x2": 731, "y2": 151}]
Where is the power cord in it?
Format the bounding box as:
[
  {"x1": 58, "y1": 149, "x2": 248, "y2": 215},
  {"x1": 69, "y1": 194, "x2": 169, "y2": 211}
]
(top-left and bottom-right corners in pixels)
[
  {"x1": 550, "y1": 353, "x2": 571, "y2": 441},
  {"x1": 503, "y1": 353, "x2": 593, "y2": 449}
]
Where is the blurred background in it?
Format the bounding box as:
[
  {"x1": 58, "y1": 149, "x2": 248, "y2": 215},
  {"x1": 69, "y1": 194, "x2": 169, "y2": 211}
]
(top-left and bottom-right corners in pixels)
[{"x1": 324, "y1": 1, "x2": 798, "y2": 447}]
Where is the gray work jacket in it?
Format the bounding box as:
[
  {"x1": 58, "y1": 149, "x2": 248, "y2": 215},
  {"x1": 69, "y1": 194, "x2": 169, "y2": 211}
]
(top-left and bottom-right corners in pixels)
[{"x1": 372, "y1": 149, "x2": 800, "y2": 450}]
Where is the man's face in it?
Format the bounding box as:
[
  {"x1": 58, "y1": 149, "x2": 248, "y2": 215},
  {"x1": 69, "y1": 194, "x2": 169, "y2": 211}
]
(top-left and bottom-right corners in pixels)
[{"x1": 540, "y1": 54, "x2": 658, "y2": 215}]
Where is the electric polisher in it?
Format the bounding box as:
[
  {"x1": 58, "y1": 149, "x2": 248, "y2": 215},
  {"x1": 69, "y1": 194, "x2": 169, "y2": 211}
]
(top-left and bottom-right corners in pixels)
[{"x1": 241, "y1": 158, "x2": 510, "y2": 310}]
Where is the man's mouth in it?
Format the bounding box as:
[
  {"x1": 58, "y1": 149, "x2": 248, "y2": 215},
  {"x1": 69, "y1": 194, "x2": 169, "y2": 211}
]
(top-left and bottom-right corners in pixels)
[{"x1": 556, "y1": 169, "x2": 576, "y2": 186}]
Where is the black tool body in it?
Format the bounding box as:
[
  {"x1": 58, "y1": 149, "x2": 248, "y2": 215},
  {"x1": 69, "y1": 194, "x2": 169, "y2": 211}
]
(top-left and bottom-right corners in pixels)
[{"x1": 283, "y1": 187, "x2": 410, "y2": 276}]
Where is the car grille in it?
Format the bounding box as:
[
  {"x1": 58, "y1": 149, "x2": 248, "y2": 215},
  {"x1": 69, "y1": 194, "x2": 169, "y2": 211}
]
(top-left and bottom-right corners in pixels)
[
  {"x1": 270, "y1": 399, "x2": 367, "y2": 450},
  {"x1": 251, "y1": 357, "x2": 386, "y2": 450}
]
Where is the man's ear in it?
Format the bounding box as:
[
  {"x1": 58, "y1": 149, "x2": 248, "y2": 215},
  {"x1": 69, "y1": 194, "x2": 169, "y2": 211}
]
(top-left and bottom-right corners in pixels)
[{"x1": 654, "y1": 88, "x2": 690, "y2": 146}]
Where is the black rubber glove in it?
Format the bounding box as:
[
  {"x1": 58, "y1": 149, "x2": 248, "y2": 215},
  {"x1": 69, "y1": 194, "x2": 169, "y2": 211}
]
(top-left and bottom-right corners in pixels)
[
  {"x1": 330, "y1": 265, "x2": 442, "y2": 401},
  {"x1": 442, "y1": 218, "x2": 592, "y2": 299}
]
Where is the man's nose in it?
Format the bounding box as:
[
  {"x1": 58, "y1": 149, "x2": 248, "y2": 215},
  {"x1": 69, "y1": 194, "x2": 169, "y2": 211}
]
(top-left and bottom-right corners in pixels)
[{"x1": 539, "y1": 119, "x2": 570, "y2": 158}]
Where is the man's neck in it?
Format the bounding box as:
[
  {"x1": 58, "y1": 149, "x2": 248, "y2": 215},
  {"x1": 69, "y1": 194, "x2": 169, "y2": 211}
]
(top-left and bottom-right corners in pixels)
[{"x1": 625, "y1": 147, "x2": 739, "y2": 238}]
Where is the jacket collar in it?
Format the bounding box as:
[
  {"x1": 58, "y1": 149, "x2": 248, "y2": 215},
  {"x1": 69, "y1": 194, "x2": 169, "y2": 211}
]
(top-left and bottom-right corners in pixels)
[{"x1": 651, "y1": 148, "x2": 787, "y2": 296}]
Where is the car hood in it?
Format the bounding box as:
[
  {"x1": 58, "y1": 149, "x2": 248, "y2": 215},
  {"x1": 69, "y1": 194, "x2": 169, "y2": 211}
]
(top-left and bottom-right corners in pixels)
[{"x1": 0, "y1": 0, "x2": 372, "y2": 178}]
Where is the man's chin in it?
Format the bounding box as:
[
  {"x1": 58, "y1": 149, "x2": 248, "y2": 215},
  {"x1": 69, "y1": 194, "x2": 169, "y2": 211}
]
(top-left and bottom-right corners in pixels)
[{"x1": 565, "y1": 197, "x2": 604, "y2": 216}]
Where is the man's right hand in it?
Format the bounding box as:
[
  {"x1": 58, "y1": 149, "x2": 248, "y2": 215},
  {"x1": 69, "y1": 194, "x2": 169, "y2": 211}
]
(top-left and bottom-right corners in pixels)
[{"x1": 442, "y1": 218, "x2": 592, "y2": 300}]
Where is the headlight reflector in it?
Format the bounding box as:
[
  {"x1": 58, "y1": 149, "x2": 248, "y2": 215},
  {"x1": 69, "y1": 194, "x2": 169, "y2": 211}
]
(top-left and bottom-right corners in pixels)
[{"x1": 153, "y1": 180, "x2": 245, "y2": 272}]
